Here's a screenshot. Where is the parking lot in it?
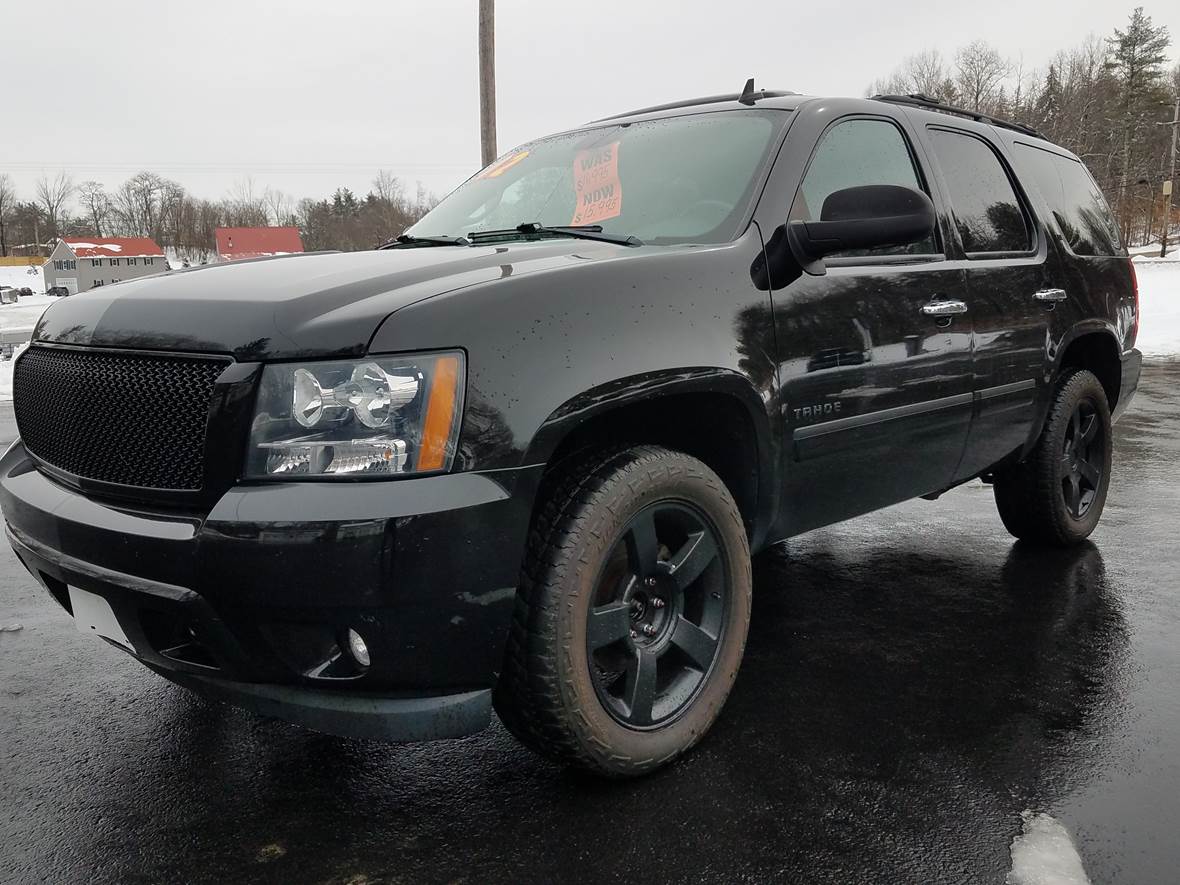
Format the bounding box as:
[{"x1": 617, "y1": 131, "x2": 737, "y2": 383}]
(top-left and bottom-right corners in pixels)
[{"x1": 1, "y1": 363, "x2": 1178, "y2": 884}]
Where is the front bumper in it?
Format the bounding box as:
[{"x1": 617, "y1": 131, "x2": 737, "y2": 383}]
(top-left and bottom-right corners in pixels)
[{"x1": 1, "y1": 443, "x2": 541, "y2": 741}]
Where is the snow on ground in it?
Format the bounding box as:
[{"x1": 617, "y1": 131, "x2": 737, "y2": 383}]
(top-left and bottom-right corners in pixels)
[
  {"x1": 0, "y1": 263, "x2": 44, "y2": 294},
  {"x1": 0, "y1": 294, "x2": 55, "y2": 401},
  {"x1": 1133, "y1": 256, "x2": 1180, "y2": 358},
  {"x1": 1006, "y1": 811, "x2": 1090, "y2": 885}
]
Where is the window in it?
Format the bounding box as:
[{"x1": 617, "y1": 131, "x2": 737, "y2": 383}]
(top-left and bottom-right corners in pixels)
[
  {"x1": 110, "y1": 258, "x2": 121, "y2": 267},
  {"x1": 91, "y1": 258, "x2": 102, "y2": 267},
  {"x1": 928, "y1": 129, "x2": 1031, "y2": 254},
  {"x1": 128, "y1": 257, "x2": 138, "y2": 266},
  {"x1": 407, "y1": 110, "x2": 784, "y2": 245},
  {"x1": 791, "y1": 118, "x2": 937, "y2": 257},
  {"x1": 1013, "y1": 144, "x2": 1122, "y2": 256},
  {"x1": 145, "y1": 257, "x2": 155, "y2": 266},
  {"x1": 53, "y1": 260, "x2": 63, "y2": 271}
]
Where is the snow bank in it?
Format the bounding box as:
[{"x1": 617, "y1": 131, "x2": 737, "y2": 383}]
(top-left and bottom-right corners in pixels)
[
  {"x1": 1006, "y1": 811, "x2": 1090, "y2": 885},
  {"x1": 1134, "y1": 258, "x2": 1180, "y2": 358}
]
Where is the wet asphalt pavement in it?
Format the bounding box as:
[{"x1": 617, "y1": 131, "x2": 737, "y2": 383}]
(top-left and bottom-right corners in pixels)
[{"x1": 1, "y1": 364, "x2": 1179, "y2": 885}]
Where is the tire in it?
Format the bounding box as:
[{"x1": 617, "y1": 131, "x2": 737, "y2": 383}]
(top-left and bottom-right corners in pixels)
[
  {"x1": 993, "y1": 368, "x2": 1113, "y2": 546},
  {"x1": 494, "y1": 445, "x2": 752, "y2": 777}
]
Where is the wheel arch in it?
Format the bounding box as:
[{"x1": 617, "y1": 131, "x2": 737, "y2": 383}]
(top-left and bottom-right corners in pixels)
[
  {"x1": 521, "y1": 369, "x2": 778, "y2": 550},
  {"x1": 1056, "y1": 325, "x2": 1122, "y2": 410},
  {"x1": 1023, "y1": 324, "x2": 1123, "y2": 459}
]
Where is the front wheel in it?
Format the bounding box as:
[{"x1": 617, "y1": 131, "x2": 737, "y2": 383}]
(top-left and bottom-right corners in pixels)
[
  {"x1": 993, "y1": 368, "x2": 1113, "y2": 546},
  {"x1": 494, "y1": 445, "x2": 752, "y2": 777}
]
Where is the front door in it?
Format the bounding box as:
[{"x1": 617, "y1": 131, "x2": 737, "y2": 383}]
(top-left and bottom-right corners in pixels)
[{"x1": 767, "y1": 115, "x2": 974, "y2": 536}]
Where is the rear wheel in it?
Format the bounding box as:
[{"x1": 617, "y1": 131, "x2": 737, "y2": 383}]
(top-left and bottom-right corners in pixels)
[
  {"x1": 993, "y1": 368, "x2": 1112, "y2": 546},
  {"x1": 494, "y1": 445, "x2": 752, "y2": 777}
]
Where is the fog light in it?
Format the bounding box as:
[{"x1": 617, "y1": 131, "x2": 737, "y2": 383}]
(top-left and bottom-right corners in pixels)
[{"x1": 345, "y1": 628, "x2": 371, "y2": 667}]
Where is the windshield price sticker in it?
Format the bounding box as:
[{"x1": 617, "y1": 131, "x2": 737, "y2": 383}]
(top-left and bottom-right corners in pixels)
[
  {"x1": 478, "y1": 150, "x2": 530, "y2": 179},
  {"x1": 571, "y1": 142, "x2": 622, "y2": 226}
]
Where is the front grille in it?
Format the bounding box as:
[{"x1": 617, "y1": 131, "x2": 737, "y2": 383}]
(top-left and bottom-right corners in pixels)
[{"x1": 13, "y1": 346, "x2": 229, "y2": 491}]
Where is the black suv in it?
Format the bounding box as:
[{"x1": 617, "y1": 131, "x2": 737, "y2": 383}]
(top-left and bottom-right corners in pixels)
[{"x1": 1, "y1": 88, "x2": 1141, "y2": 777}]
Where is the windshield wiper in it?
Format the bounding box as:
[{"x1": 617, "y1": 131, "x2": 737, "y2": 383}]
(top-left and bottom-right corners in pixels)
[
  {"x1": 379, "y1": 233, "x2": 470, "y2": 249},
  {"x1": 467, "y1": 223, "x2": 643, "y2": 247}
]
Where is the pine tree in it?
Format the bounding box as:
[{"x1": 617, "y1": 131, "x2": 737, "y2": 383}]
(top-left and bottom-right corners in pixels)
[{"x1": 1105, "y1": 7, "x2": 1171, "y2": 230}]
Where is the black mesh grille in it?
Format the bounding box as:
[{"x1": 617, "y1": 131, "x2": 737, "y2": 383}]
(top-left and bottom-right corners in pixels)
[{"x1": 13, "y1": 346, "x2": 229, "y2": 491}]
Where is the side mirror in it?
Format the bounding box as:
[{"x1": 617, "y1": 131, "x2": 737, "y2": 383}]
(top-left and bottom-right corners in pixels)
[{"x1": 787, "y1": 184, "x2": 936, "y2": 275}]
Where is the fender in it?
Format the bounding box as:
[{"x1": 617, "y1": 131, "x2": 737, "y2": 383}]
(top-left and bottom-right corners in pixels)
[
  {"x1": 1022, "y1": 320, "x2": 1124, "y2": 459},
  {"x1": 521, "y1": 368, "x2": 780, "y2": 549}
]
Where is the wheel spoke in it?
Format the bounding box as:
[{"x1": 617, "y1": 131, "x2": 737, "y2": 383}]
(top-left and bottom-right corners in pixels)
[
  {"x1": 1079, "y1": 412, "x2": 1099, "y2": 446},
  {"x1": 669, "y1": 616, "x2": 718, "y2": 670},
  {"x1": 624, "y1": 649, "x2": 658, "y2": 725},
  {"x1": 624, "y1": 509, "x2": 660, "y2": 578},
  {"x1": 1071, "y1": 408, "x2": 1082, "y2": 442},
  {"x1": 663, "y1": 530, "x2": 718, "y2": 591},
  {"x1": 1077, "y1": 459, "x2": 1100, "y2": 489},
  {"x1": 588, "y1": 602, "x2": 632, "y2": 650},
  {"x1": 1064, "y1": 473, "x2": 1083, "y2": 516}
]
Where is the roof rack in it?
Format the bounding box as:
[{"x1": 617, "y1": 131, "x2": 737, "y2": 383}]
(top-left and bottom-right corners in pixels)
[
  {"x1": 593, "y1": 77, "x2": 795, "y2": 123},
  {"x1": 871, "y1": 93, "x2": 1044, "y2": 139}
]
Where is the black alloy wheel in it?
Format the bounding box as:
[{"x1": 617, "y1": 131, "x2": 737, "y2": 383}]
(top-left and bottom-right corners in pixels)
[
  {"x1": 993, "y1": 367, "x2": 1113, "y2": 546},
  {"x1": 587, "y1": 502, "x2": 728, "y2": 729},
  {"x1": 1061, "y1": 398, "x2": 1104, "y2": 519},
  {"x1": 494, "y1": 445, "x2": 752, "y2": 777}
]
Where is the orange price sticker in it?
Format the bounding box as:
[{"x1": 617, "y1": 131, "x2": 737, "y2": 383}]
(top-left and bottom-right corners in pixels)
[
  {"x1": 478, "y1": 150, "x2": 530, "y2": 179},
  {"x1": 571, "y1": 141, "x2": 622, "y2": 226}
]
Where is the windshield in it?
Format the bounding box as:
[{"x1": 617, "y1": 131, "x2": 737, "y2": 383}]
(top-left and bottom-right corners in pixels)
[{"x1": 408, "y1": 110, "x2": 786, "y2": 246}]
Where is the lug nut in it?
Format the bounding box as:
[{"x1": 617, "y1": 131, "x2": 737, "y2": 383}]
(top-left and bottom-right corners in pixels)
[
  {"x1": 645, "y1": 577, "x2": 658, "y2": 587},
  {"x1": 642, "y1": 624, "x2": 658, "y2": 636},
  {"x1": 651, "y1": 598, "x2": 666, "y2": 609},
  {"x1": 630, "y1": 629, "x2": 638, "y2": 639}
]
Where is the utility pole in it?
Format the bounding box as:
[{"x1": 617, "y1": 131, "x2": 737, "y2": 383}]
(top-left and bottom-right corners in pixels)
[
  {"x1": 478, "y1": 0, "x2": 497, "y2": 168},
  {"x1": 1160, "y1": 96, "x2": 1179, "y2": 258}
]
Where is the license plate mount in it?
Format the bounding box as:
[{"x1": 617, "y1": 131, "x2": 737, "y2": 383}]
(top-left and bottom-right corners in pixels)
[{"x1": 68, "y1": 586, "x2": 136, "y2": 652}]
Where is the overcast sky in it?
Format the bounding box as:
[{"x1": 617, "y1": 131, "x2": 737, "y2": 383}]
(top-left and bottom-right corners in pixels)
[{"x1": 4, "y1": 0, "x2": 1178, "y2": 207}]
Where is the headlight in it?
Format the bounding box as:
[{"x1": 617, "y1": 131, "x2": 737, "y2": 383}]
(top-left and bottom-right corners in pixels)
[{"x1": 245, "y1": 351, "x2": 465, "y2": 479}]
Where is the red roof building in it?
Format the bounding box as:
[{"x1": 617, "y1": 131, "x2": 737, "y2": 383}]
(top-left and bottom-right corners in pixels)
[
  {"x1": 215, "y1": 227, "x2": 305, "y2": 261},
  {"x1": 61, "y1": 237, "x2": 165, "y2": 258}
]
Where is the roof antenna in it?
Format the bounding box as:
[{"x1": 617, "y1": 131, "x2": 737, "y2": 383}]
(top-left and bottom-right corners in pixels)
[{"x1": 738, "y1": 77, "x2": 757, "y2": 105}]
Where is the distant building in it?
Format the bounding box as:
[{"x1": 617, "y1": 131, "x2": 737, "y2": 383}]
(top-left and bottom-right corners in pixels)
[
  {"x1": 42, "y1": 238, "x2": 166, "y2": 295},
  {"x1": 215, "y1": 227, "x2": 304, "y2": 262}
]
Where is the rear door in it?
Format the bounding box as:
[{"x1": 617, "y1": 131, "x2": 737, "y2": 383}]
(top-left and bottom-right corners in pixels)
[
  {"x1": 920, "y1": 124, "x2": 1057, "y2": 478},
  {"x1": 758, "y1": 108, "x2": 974, "y2": 536}
]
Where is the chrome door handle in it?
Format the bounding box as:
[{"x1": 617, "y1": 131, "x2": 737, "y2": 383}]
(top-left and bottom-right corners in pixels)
[
  {"x1": 1034, "y1": 288, "x2": 1068, "y2": 302},
  {"x1": 921, "y1": 299, "x2": 968, "y2": 317}
]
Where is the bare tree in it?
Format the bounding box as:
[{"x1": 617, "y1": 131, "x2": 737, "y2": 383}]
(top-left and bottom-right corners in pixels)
[
  {"x1": 0, "y1": 173, "x2": 15, "y2": 257},
  {"x1": 77, "y1": 180, "x2": 111, "y2": 237},
  {"x1": 954, "y1": 40, "x2": 1012, "y2": 112},
  {"x1": 34, "y1": 171, "x2": 76, "y2": 240},
  {"x1": 263, "y1": 187, "x2": 296, "y2": 227}
]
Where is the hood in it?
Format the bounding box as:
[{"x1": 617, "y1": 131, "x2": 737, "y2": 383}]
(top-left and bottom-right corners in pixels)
[{"x1": 32, "y1": 241, "x2": 641, "y2": 361}]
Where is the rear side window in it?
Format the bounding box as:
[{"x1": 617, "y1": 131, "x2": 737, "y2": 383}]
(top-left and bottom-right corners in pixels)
[
  {"x1": 1013, "y1": 144, "x2": 1122, "y2": 256},
  {"x1": 791, "y1": 118, "x2": 937, "y2": 257},
  {"x1": 928, "y1": 129, "x2": 1031, "y2": 254}
]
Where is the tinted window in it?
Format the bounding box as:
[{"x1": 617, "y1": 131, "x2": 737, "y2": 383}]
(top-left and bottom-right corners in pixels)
[
  {"x1": 1013, "y1": 144, "x2": 1122, "y2": 256},
  {"x1": 792, "y1": 118, "x2": 936, "y2": 256},
  {"x1": 929, "y1": 129, "x2": 1031, "y2": 254}
]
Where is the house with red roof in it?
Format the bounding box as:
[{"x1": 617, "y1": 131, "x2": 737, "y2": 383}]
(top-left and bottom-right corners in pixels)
[
  {"x1": 215, "y1": 227, "x2": 304, "y2": 262},
  {"x1": 43, "y1": 237, "x2": 166, "y2": 295}
]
